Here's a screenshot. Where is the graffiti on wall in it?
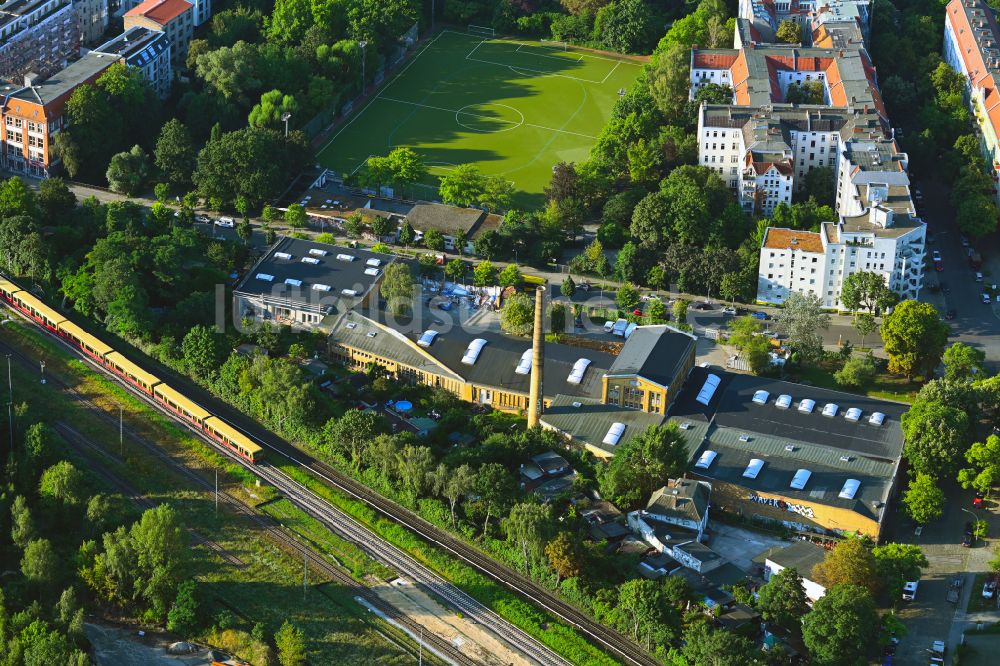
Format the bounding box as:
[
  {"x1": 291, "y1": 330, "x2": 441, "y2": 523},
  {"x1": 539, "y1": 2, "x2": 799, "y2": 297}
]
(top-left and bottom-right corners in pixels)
[{"x1": 747, "y1": 493, "x2": 815, "y2": 519}]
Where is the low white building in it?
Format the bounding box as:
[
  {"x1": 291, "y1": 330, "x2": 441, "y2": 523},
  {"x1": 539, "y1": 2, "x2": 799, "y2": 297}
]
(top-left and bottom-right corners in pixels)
[
  {"x1": 757, "y1": 204, "x2": 925, "y2": 308},
  {"x1": 762, "y1": 540, "x2": 828, "y2": 602}
]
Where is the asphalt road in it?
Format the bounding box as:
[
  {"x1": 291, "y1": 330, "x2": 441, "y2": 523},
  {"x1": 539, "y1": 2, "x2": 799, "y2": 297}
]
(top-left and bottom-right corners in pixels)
[{"x1": 918, "y1": 178, "x2": 1000, "y2": 372}]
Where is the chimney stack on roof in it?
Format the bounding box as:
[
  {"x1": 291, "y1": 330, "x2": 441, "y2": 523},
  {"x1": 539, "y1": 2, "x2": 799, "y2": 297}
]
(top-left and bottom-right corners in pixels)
[{"x1": 527, "y1": 286, "x2": 545, "y2": 429}]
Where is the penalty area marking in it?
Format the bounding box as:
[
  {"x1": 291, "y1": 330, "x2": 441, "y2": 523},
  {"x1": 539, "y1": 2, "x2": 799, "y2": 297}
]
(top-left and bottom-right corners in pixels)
[{"x1": 454, "y1": 103, "x2": 525, "y2": 133}]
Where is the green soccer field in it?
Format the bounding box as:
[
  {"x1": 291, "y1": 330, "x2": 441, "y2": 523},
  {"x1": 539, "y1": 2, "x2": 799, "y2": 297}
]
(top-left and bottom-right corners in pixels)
[{"x1": 316, "y1": 30, "x2": 643, "y2": 208}]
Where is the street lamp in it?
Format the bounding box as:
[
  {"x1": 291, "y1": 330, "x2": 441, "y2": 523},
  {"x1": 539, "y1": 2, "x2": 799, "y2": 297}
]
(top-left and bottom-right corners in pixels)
[
  {"x1": 359, "y1": 41, "x2": 368, "y2": 94},
  {"x1": 281, "y1": 112, "x2": 292, "y2": 138},
  {"x1": 39, "y1": 360, "x2": 44, "y2": 385}
]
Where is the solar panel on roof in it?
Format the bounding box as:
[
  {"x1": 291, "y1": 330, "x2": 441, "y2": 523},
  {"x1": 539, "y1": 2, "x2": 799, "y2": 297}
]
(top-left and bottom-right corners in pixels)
[
  {"x1": 844, "y1": 407, "x2": 862, "y2": 421},
  {"x1": 364, "y1": 267, "x2": 379, "y2": 276},
  {"x1": 790, "y1": 469, "x2": 812, "y2": 490},
  {"x1": 275, "y1": 252, "x2": 293, "y2": 260},
  {"x1": 869, "y1": 411, "x2": 885, "y2": 426},
  {"x1": 336, "y1": 253, "x2": 354, "y2": 261},
  {"x1": 256, "y1": 273, "x2": 274, "y2": 281},
  {"x1": 366, "y1": 258, "x2": 382, "y2": 267},
  {"x1": 302, "y1": 257, "x2": 320, "y2": 264},
  {"x1": 839, "y1": 478, "x2": 861, "y2": 499},
  {"x1": 776, "y1": 394, "x2": 792, "y2": 409},
  {"x1": 461, "y1": 338, "x2": 487, "y2": 365},
  {"x1": 313, "y1": 283, "x2": 331, "y2": 291},
  {"x1": 822, "y1": 403, "x2": 839, "y2": 417},
  {"x1": 695, "y1": 373, "x2": 721, "y2": 406},
  {"x1": 310, "y1": 249, "x2": 329, "y2": 256},
  {"x1": 743, "y1": 458, "x2": 765, "y2": 479},
  {"x1": 341, "y1": 289, "x2": 358, "y2": 296},
  {"x1": 752, "y1": 390, "x2": 770, "y2": 405},
  {"x1": 567, "y1": 358, "x2": 591, "y2": 385},
  {"x1": 695, "y1": 450, "x2": 717, "y2": 469},
  {"x1": 602, "y1": 422, "x2": 626, "y2": 446},
  {"x1": 798, "y1": 398, "x2": 816, "y2": 413},
  {"x1": 417, "y1": 330, "x2": 438, "y2": 347},
  {"x1": 515, "y1": 349, "x2": 532, "y2": 375},
  {"x1": 284, "y1": 278, "x2": 302, "y2": 287}
]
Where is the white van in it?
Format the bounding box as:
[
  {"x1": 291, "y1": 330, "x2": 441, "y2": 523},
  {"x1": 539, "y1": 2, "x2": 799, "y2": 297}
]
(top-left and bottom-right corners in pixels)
[
  {"x1": 216, "y1": 216, "x2": 235, "y2": 228},
  {"x1": 902, "y1": 580, "x2": 918, "y2": 601}
]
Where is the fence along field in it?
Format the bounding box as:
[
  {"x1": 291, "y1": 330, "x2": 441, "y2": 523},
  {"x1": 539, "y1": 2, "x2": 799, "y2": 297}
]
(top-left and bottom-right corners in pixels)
[{"x1": 317, "y1": 29, "x2": 643, "y2": 208}]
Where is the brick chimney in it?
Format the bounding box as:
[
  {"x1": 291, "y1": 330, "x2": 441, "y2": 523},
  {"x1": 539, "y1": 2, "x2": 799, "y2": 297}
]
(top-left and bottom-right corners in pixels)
[{"x1": 527, "y1": 286, "x2": 545, "y2": 429}]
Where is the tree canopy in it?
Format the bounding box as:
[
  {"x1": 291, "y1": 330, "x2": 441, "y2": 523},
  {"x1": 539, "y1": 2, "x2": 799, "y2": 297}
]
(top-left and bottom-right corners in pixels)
[
  {"x1": 881, "y1": 300, "x2": 950, "y2": 379},
  {"x1": 597, "y1": 423, "x2": 689, "y2": 509}
]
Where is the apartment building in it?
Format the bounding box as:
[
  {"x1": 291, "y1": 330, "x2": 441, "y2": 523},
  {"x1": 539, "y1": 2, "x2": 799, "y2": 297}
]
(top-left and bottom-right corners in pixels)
[
  {"x1": 0, "y1": 0, "x2": 80, "y2": 80},
  {"x1": 737, "y1": 0, "x2": 871, "y2": 48},
  {"x1": 74, "y1": 0, "x2": 108, "y2": 44},
  {"x1": 943, "y1": 0, "x2": 1000, "y2": 206},
  {"x1": 93, "y1": 25, "x2": 171, "y2": 97},
  {"x1": 0, "y1": 52, "x2": 114, "y2": 177},
  {"x1": 756, "y1": 204, "x2": 925, "y2": 308},
  {"x1": 123, "y1": 0, "x2": 192, "y2": 69}
]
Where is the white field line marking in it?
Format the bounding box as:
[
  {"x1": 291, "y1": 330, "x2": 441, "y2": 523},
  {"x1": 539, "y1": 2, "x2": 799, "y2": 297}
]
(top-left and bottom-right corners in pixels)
[
  {"x1": 465, "y1": 55, "x2": 604, "y2": 84},
  {"x1": 600, "y1": 60, "x2": 623, "y2": 84},
  {"x1": 376, "y1": 96, "x2": 598, "y2": 140},
  {"x1": 442, "y1": 29, "x2": 628, "y2": 64},
  {"x1": 317, "y1": 31, "x2": 448, "y2": 158},
  {"x1": 514, "y1": 42, "x2": 583, "y2": 62}
]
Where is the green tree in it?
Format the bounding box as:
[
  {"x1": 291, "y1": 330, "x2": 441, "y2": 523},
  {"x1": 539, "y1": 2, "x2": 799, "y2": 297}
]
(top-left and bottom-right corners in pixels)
[
  {"x1": 439, "y1": 164, "x2": 485, "y2": 207},
  {"x1": 728, "y1": 316, "x2": 771, "y2": 374},
  {"x1": 498, "y1": 264, "x2": 522, "y2": 289},
  {"x1": 942, "y1": 342, "x2": 986, "y2": 381},
  {"x1": 275, "y1": 620, "x2": 307, "y2": 666},
  {"x1": 386, "y1": 146, "x2": 426, "y2": 196},
  {"x1": 395, "y1": 444, "x2": 434, "y2": 499},
  {"x1": 194, "y1": 41, "x2": 261, "y2": 103},
  {"x1": 881, "y1": 300, "x2": 950, "y2": 379},
  {"x1": 106, "y1": 145, "x2": 150, "y2": 195},
  {"x1": 37, "y1": 177, "x2": 77, "y2": 219},
  {"x1": 39, "y1": 461, "x2": 85, "y2": 506},
  {"x1": 673, "y1": 299, "x2": 688, "y2": 324},
  {"x1": 901, "y1": 399, "x2": 970, "y2": 477},
  {"x1": 10, "y1": 495, "x2": 36, "y2": 549},
  {"x1": 194, "y1": 126, "x2": 306, "y2": 206},
  {"x1": 545, "y1": 532, "x2": 582, "y2": 586},
  {"x1": 597, "y1": 423, "x2": 688, "y2": 509},
  {"x1": 854, "y1": 312, "x2": 877, "y2": 350},
  {"x1": 616, "y1": 283, "x2": 640, "y2": 311},
  {"x1": 958, "y1": 434, "x2": 1000, "y2": 496},
  {"x1": 956, "y1": 194, "x2": 999, "y2": 238},
  {"x1": 397, "y1": 220, "x2": 416, "y2": 246},
  {"x1": 167, "y1": 579, "x2": 202, "y2": 636},
  {"x1": 0, "y1": 175, "x2": 40, "y2": 218},
  {"x1": 802, "y1": 584, "x2": 879, "y2": 666},
  {"x1": 424, "y1": 228, "x2": 445, "y2": 251},
  {"x1": 182, "y1": 325, "x2": 225, "y2": 379},
  {"x1": 475, "y1": 463, "x2": 517, "y2": 534},
  {"x1": 786, "y1": 80, "x2": 826, "y2": 104},
  {"x1": 360, "y1": 155, "x2": 392, "y2": 193},
  {"x1": 776, "y1": 292, "x2": 829, "y2": 363},
  {"x1": 834, "y1": 355, "x2": 877, "y2": 389},
  {"x1": 505, "y1": 502, "x2": 552, "y2": 573},
  {"x1": 776, "y1": 19, "x2": 802, "y2": 43},
  {"x1": 873, "y1": 543, "x2": 928, "y2": 604},
  {"x1": 560, "y1": 276, "x2": 576, "y2": 298},
  {"x1": 758, "y1": 566, "x2": 809, "y2": 636},
  {"x1": 248, "y1": 89, "x2": 299, "y2": 129},
  {"x1": 437, "y1": 463, "x2": 476, "y2": 527},
  {"x1": 473, "y1": 260, "x2": 498, "y2": 287},
  {"x1": 841, "y1": 271, "x2": 896, "y2": 315},
  {"x1": 811, "y1": 536, "x2": 878, "y2": 594},
  {"x1": 154, "y1": 119, "x2": 196, "y2": 187},
  {"x1": 284, "y1": 203, "x2": 307, "y2": 228},
  {"x1": 594, "y1": 0, "x2": 655, "y2": 53},
  {"x1": 903, "y1": 473, "x2": 946, "y2": 524},
  {"x1": 323, "y1": 409, "x2": 387, "y2": 468},
  {"x1": 500, "y1": 292, "x2": 534, "y2": 336},
  {"x1": 380, "y1": 262, "x2": 415, "y2": 316},
  {"x1": 680, "y1": 622, "x2": 760, "y2": 666},
  {"x1": 21, "y1": 538, "x2": 58, "y2": 585},
  {"x1": 445, "y1": 258, "x2": 466, "y2": 282}
]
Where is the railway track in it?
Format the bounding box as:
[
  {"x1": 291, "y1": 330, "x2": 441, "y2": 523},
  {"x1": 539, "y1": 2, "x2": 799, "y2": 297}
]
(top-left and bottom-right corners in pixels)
[
  {"x1": 0, "y1": 336, "x2": 479, "y2": 666},
  {"x1": 2, "y1": 301, "x2": 657, "y2": 666}
]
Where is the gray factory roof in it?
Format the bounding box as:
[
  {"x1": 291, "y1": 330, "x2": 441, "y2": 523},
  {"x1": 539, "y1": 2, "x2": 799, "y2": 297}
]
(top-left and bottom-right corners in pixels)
[
  {"x1": 761, "y1": 540, "x2": 828, "y2": 576},
  {"x1": 2, "y1": 52, "x2": 114, "y2": 107},
  {"x1": 328, "y1": 310, "x2": 459, "y2": 380},
  {"x1": 234, "y1": 237, "x2": 397, "y2": 311},
  {"x1": 94, "y1": 26, "x2": 169, "y2": 65},
  {"x1": 606, "y1": 325, "x2": 697, "y2": 388},
  {"x1": 541, "y1": 395, "x2": 667, "y2": 454}
]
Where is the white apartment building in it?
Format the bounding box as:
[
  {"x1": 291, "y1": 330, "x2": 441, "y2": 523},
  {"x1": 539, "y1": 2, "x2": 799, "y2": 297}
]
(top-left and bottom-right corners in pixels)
[
  {"x1": 757, "y1": 205, "x2": 925, "y2": 308},
  {"x1": 0, "y1": 0, "x2": 80, "y2": 80}
]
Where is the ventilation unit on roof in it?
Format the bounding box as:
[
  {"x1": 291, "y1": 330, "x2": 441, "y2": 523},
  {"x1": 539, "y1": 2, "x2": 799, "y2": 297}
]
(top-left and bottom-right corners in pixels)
[
  {"x1": 869, "y1": 411, "x2": 885, "y2": 426},
  {"x1": 366, "y1": 258, "x2": 382, "y2": 267},
  {"x1": 364, "y1": 267, "x2": 379, "y2": 276},
  {"x1": 571, "y1": 401, "x2": 582, "y2": 408},
  {"x1": 738, "y1": 433, "x2": 751, "y2": 442},
  {"x1": 515, "y1": 349, "x2": 532, "y2": 375},
  {"x1": 695, "y1": 450, "x2": 718, "y2": 469},
  {"x1": 822, "y1": 403, "x2": 839, "y2": 417},
  {"x1": 695, "y1": 373, "x2": 721, "y2": 406},
  {"x1": 417, "y1": 330, "x2": 438, "y2": 348},
  {"x1": 313, "y1": 283, "x2": 331, "y2": 291},
  {"x1": 839, "y1": 478, "x2": 861, "y2": 500},
  {"x1": 341, "y1": 289, "x2": 358, "y2": 296},
  {"x1": 309, "y1": 248, "x2": 328, "y2": 257},
  {"x1": 602, "y1": 422, "x2": 626, "y2": 446},
  {"x1": 256, "y1": 273, "x2": 274, "y2": 281},
  {"x1": 752, "y1": 390, "x2": 770, "y2": 405},
  {"x1": 274, "y1": 252, "x2": 292, "y2": 260},
  {"x1": 284, "y1": 278, "x2": 302, "y2": 287},
  {"x1": 336, "y1": 253, "x2": 355, "y2": 262},
  {"x1": 844, "y1": 407, "x2": 862, "y2": 422},
  {"x1": 776, "y1": 394, "x2": 792, "y2": 409},
  {"x1": 785, "y1": 445, "x2": 796, "y2": 452},
  {"x1": 839, "y1": 455, "x2": 852, "y2": 462},
  {"x1": 798, "y1": 399, "x2": 816, "y2": 413},
  {"x1": 366, "y1": 331, "x2": 376, "y2": 338},
  {"x1": 680, "y1": 422, "x2": 692, "y2": 430},
  {"x1": 302, "y1": 257, "x2": 320, "y2": 264},
  {"x1": 790, "y1": 468, "x2": 812, "y2": 490},
  {"x1": 567, "y1": 358, "x2": 591, "y2": 385},
  {"x1": 346, "y1": 322, "x2": 357, "y2": 329},
  {"x1": 743, "y1": 458, "x2": 765, "y2": 479},
  {"x1": 461, "y1": 338, "x2": 488, "y2": 365}
]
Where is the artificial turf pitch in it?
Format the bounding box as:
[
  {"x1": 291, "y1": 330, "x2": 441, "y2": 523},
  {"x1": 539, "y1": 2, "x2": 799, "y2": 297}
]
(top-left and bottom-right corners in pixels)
[{"x1": 316, "y1": 30, "x2": 643, "y2": 208}]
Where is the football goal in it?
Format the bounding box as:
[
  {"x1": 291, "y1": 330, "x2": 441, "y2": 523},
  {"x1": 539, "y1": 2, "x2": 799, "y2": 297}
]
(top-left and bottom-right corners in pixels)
[{"x1": 468, "y1": 24, "x2": 495, "y2": 38}]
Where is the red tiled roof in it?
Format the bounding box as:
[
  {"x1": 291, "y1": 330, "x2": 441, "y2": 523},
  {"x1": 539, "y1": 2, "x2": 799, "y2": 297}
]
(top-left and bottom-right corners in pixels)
[
  {"x1": 764, "y1": 228, "x2": 824, "y2": 253},
  {"x1": 947, "y1": 0, "x2": 1000, "y2": 149},
  {"x1": 692, "y1": 53, "x2": 738, "y2": 69},
  {"x1": 124, "y1": 0, "x2": 192, "y2": 25}
]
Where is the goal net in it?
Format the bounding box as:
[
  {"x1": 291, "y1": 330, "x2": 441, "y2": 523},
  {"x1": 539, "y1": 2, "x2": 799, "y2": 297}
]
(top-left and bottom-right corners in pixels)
[
  {"x1": 539, "y1": 39, "x2": 568, "y2": 51},
  {"x1": 468, "y1": 24, "x2": 495, "y2": 38}
]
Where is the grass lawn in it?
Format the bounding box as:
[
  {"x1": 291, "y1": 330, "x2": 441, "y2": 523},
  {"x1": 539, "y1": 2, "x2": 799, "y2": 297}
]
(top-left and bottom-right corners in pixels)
[
  {"x1": 1, "y1": 323, "x2": 420, "y2": 665},
  {"x1": 794, "y1": 362, "x2": 921, "y2": 404},
  {"x1": 317, "y1": 29, "x2": 643, "y2": 208}
]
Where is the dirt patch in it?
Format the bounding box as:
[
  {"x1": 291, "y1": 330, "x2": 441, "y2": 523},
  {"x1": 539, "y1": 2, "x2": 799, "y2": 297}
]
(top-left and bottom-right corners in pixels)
[
  {"x1": 85, "y1": 624, "x2": 220, "y2": 666},
  {"x1": 372, "y1": 579, "x2": 532, "y2": 666}
]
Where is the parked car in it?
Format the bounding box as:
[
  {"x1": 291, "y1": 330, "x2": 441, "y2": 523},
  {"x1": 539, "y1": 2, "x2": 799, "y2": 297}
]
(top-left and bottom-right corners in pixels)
[
  {"x1": 984, "y1": 292, "x2": 993, "y2": 304},
  {"x1": 976, "y1": 272, "x2": 984, "y2": 282},
  {"x1": 962, "y1": 532, "x2": 974, "y2": 547},
  {"x1": 961, "y1": 235, "x2": 970, "y2": 247},
  {"x1": 902, "y1": 580, "x2": 919, "y2": 601},
  {"x1": 723, "y1": 306, "x2": 737, "y2": 315},
  {"x1": 216, "y1": 216, "x2": 235, "y2": 228},
  {"x1": 751, "y1": 311, "x2": 769, "y2": 320},
  {"x1": 195, "y1": 215, "x2": 211, "y2": 223},
  {"x1": 932, "y1": 250, "x2": 942, "y2": 262},
  {"x1": 974, "y1": 491, "x2": 985, "y2": 508},
  {"x1": 982, "y1": 579, "x2": 997, "y2": 599},
  {"x1": 947, "y1": 576, "x2": 963, "y2": 603},
  {"x1": 693, "y1": 301, "x2": 713, "y2": 310}
]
